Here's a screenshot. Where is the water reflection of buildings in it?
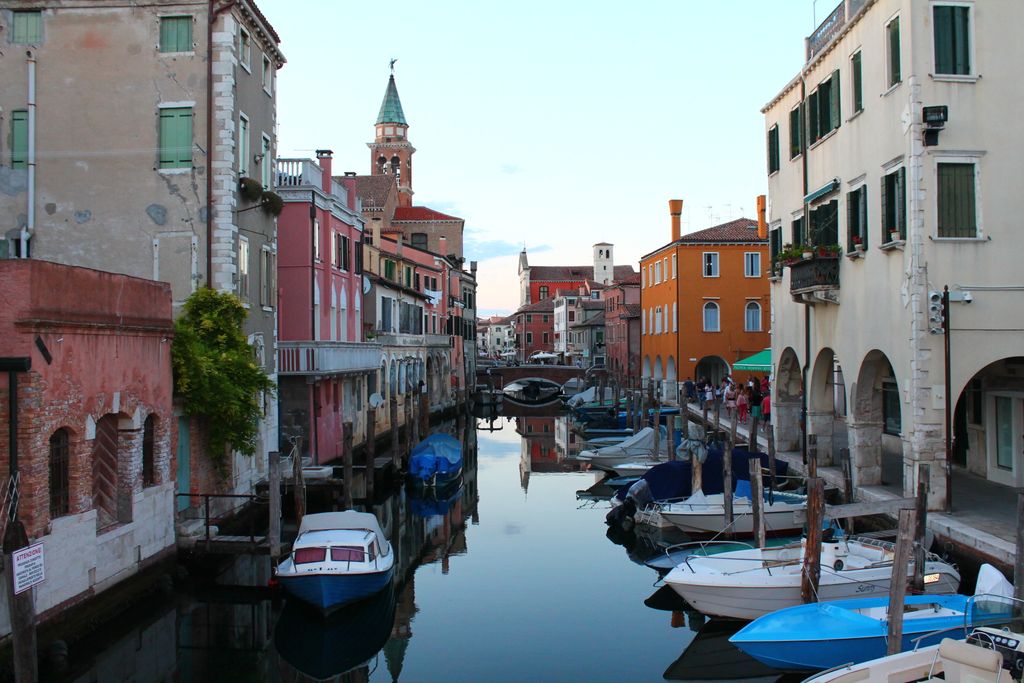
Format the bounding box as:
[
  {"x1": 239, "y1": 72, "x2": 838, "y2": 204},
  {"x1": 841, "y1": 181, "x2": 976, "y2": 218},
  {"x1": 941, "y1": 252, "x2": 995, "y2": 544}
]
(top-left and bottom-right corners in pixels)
[{"x1": 517, "y1": 416, "x2": 587, "y2": 492}]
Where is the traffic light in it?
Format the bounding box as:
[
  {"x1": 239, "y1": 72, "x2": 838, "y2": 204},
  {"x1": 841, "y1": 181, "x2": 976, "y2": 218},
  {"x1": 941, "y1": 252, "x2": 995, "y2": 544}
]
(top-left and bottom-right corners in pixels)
[{"x1": 928, "y1": 291, "x2": 947, "y2": 335}]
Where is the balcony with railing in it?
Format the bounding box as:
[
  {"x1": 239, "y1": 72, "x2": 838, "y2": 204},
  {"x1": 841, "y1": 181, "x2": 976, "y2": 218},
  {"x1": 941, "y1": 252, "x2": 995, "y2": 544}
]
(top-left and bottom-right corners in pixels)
[
  {"x1": 789, "y1": 255, "x2": 840, "y2": 304},
  {"x1": 275, "y1": 158, "x2": 356, "y2": 211},
  {"x1": 278, "y1": 340, "x2": 383, "y2": 375},
  {"x1": 806, "y1": 0, "x2": 867, "y2": 61}
]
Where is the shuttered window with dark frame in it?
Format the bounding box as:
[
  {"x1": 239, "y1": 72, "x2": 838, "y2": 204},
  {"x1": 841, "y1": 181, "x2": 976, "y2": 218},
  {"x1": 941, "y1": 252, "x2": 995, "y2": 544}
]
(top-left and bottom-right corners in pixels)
[
  {"x1": 887, "y1": 17, "x2": 902, "y2": 87},
  {"x1": 937, "y1": 162, "x2": 977, "y2": 238},
  {"x1": 810, "y1": 200, "x2": 839, "y2": 247},
  {"x1": 934, "y1": 5, "x2": 971, "y2": 75},
  {"x1": 807, "y1": 70, "x2": 841, "y2": 145},
  {"x1": 769, "y1": 227, "x2": 782, "y2": 270},
  {"x1": 158, "y1": 107, "x2": 193, "y2": 169},
  {"x1": 881, "y1": 167, "x2": 906, "y2": 241},
  {"x1": 846, "y1": 185, "x2": 868, "y2": 251},
  {"x1": 851, "y1": 51, "x2": 863, "y2": 113},
  {"x1": 767, "y1": 125, "x2": 780, "y2": 174},
  {"x1": 11, "y1": 110, "x2": 28, "y2": 169},
  {"x1": 789, "y1": 107, "x2": 802, "y2": 159},
  {"x1": 792, "y1": 216, "x2": 805, "y2": 247}
]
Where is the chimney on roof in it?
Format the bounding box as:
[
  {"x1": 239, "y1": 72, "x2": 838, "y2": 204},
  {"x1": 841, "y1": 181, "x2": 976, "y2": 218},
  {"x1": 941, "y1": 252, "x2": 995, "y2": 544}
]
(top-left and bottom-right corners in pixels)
[
  {"x1": 344, "y1": 171, "x2": 356, "y2": 177},
  {"x1": 439, "y1": 235, "x2": 447, "y2": 256},
  {"x1": 669, "y1": 199, "x2": 684, "y2": 241},
  {"x1": 756, "y1": 194, "x2": 767, "y2": 240},
  {"x1": 316, "y1": 149, "x2": 333, "y2": 194}
]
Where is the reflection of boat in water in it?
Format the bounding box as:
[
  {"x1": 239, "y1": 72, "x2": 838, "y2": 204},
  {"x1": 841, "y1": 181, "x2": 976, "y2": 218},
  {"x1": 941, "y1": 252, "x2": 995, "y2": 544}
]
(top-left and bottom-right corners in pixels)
[
  {"x1": 502, "y1": 379, "x2": 562, "y2": 406},
  {"x1": 275, "y1": 582, "x2": 397, "y2": 682},
  {"x1": 408, "y1": 433, "x2": 463, "y2": 488},
  {"x1": 663, "y1": 619, "x2": 781, "y2": 682}
]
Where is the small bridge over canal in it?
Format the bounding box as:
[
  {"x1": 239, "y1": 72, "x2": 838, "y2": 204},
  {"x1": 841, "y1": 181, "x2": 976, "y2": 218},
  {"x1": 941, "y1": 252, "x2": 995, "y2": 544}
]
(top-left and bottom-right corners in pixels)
[{"x1": 476, "y1": 364, "x2": 588, "y2": 390}]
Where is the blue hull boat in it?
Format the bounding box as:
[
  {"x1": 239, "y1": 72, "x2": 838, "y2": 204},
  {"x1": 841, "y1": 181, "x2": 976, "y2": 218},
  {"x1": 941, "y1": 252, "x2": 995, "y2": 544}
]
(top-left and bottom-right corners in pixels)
[
  {"x1": 409, "y1": 433, "x2": 463, "y2": 487},
  {"x1": 730, "y1": 593, "x2": 971, "y2": 671},
  {"x1": 278, "y1": 566, "x2": 394, "y2": 612}
]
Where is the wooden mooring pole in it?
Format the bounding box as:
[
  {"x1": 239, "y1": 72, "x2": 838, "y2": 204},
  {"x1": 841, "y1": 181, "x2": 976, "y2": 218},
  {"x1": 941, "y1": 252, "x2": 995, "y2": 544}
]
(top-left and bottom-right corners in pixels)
[
  {"x1": 268, "y1": 451, "x2": 281, "y2": 561},
  {"x1": 911, "y1": 464, "x2": 929, "y2": 593},
  {"x1": 389, "y1": 397, "x2": 400, "y2": 466},
  {"x1": 807, "y1": 433, "x2": 818, "y2": 479},
  {"x1": 342, "y1": 421, "x2": 354, "y2": 508},
  {"x1": 652, "y1": 407, "x2": 662, "y2": 460},
  {"x1": 292, "y1": 437, "x2": 306, "y2": 526},
  {"x1": 723, "y1": 418, "x2": 736, "y2": 538},
  {"x1": 800, "y1": 476, "x2": 825, "y2": 604},
  {"x1": 766, "y1": 424, "x2": 777, "y2": 493},
  {"x1": 749, "y1": 459, "x2": 766, "y2": 548},
  {"x1": 365, "y1": 409, "x2": 376, "y2": 500},
  {"x1": 886, "y1": 508, "x2": 916, "y2": 655}
]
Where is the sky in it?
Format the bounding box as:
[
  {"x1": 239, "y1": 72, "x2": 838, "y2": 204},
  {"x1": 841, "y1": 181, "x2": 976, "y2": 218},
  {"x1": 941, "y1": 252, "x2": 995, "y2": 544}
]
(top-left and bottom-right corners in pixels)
[{"x1": 259, "y1": 0, "x2": 828, "y2": 317}]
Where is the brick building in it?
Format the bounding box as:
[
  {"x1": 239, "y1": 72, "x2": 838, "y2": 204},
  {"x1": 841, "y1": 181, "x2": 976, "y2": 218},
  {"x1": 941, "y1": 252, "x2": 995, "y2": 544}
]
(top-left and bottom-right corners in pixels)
[
  {"x1": 0, "y1": 261, "x2": 174, "y2": 638},
  {"x1": 511, "y1": 299, "x2": 555, "y2": 363},
  {"x1": 603, "y1": 276, "x2": 641, "y2": 388},
  {"x1": 517, "y1": 243, "x2": 636, "y2": 306}
]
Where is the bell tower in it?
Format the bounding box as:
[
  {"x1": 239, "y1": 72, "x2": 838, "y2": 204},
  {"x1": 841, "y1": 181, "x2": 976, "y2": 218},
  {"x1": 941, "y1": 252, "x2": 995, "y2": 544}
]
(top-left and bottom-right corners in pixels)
[{"x1": 368, "y1": 63, "x2": 416, "y2": 207}]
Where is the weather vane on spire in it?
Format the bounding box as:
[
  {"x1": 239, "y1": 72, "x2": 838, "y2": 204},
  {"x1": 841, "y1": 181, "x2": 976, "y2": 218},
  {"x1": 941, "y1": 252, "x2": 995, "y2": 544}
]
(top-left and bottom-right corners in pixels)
[{"x1": 389, "y1": 58, "x2": 398, "y2": 74}]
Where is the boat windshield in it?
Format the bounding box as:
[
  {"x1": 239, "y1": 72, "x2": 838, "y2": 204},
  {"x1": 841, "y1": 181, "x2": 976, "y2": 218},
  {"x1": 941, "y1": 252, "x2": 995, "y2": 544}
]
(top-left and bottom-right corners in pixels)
[
  {"x1": 330, "y1": 546, "x2": 366, "y2": 562},
  {"x1": 294, "y1": 547, "x2": 326, "y2": 564},
  {"x1": 967, "y1": 595, "x2": 1024, "y2": 632}
]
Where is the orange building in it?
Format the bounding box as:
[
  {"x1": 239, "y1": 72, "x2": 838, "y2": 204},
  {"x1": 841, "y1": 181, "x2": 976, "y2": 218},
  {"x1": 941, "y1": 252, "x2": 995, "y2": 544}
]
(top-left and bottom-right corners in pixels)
[{"x1": 640, "y1": 200, "x2": 769, "y2": 401}]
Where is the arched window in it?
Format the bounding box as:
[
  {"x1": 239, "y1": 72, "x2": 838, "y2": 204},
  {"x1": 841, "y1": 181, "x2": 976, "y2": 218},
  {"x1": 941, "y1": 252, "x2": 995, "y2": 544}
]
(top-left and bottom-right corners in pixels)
[
  {"x1": 340, "y1": 285, "x2": 349, "y2": 341},
  {"x1": 49, "y1": 428, "x2": 70, "y2": 519},
  {"x1": 391, "y1": 156, "x2": 400, "y2": 181},
  {"x1": 703, "y1": 302, "x2": 720, "y2": 332},
  {"x1": 745, "y1": 302, "x2": 762, "y2": 332},
  {"x1": 377, "y1": 156, "x2": 387, "y2": 174},
  {"x1": 329, "y1": 287, "x2": 338, "y2": 340},
  {"x1": 142, "y1": 415, "x2": 156, "y2": 487}
]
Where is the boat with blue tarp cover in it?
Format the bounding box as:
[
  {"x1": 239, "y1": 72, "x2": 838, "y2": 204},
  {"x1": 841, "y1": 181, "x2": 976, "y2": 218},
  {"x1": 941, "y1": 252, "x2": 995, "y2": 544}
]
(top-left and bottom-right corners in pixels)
[
  {"x1": 408, "y1": 432, "x2": 463, "y2": 487},
  {"x1": 276, "y1": 511, "x2": 395, "y2": 613}
]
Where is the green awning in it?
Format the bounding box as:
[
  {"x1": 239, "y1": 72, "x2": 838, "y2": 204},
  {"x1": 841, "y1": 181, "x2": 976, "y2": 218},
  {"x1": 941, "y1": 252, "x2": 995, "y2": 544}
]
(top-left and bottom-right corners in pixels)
[{"x1": 733, "y1": 348, "x2": 772, "y2": 373}]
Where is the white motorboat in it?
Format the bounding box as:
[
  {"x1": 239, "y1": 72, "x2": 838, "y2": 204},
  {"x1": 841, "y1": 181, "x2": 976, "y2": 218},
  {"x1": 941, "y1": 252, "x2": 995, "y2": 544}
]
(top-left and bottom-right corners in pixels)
[
  {"x1": 658, "y1": 489, "x2": 807, "y2": 536},
  {"x1": 664, "y1": 536, "x2": 960, "y2": 620},
  {"x1": 805, "y1": 624, "x2": 1024, "y2": 682},
  {"x1": 577, "y1": 427, "x2": 664, "y2": 469}
]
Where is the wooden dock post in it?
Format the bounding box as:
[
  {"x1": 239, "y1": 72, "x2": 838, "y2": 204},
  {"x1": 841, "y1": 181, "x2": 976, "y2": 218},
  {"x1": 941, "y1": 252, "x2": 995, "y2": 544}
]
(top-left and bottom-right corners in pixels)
[
  {"x1": 723, "y1": 418, "x2": 737, "y2": 538},
  {"x1": 342, "y1": 421, "x2": 354, "y2": 508},
  {"x1": 713, "y1": 399, "x2": 721, "y2": 443},
  {"x1": 749, "y1": 414, "x2": 759, "y2": 450},
  {"x1": 669, "y1": 416, "x2": 680, "y2": 461},
  {"x1": 807, "y1": 433, "x2": 818, "y2": 479},
  {"x1": 801, "y1": 477, "x2": 825, "y2": 604},
  {"x1": 701, "y1": 396, "x2": 709, "y2": 436},
  {"x1": 688, "y1": 419, "x2": 703, "y2": 494},
  {"x1": 411, "y1": 388, "x2": 420, "y2": 446},
  {"x1": 389, "y1": 397, "x2": 400, "y2": 466},
  {"x1": 292, "y1": 437, "x2": 306, "y2": 526},
  {"x1": 766, "y1": 424, "x2": 777, "y2": 493},
  {"x1": 268, "y1": 451, "x2": 281, "y2": 561},
  {"x1": 420, "y1": 390, "x2": 430, "y2": 436},
  {"x1": 911, "y1": 464, "x2": 930, "y2": 593},
  {"x1": 886, "y1": 508, "x2": 916, "y2": 655},
  {"x1": 365, "y1": 408, "x2": 376, "y2": 500},
  {"x1": 626, "y1": 391, "x2": 634, "y2": 430},
  {"x1": 749, "y1": 458, "x2": 766, "y2": 548},
  {"x1": 652, "y1": 407, "x2": 662, "y2": 459},
  {"x1": 1016, "y1": 490, "x2": 1024, "y2": 602}
]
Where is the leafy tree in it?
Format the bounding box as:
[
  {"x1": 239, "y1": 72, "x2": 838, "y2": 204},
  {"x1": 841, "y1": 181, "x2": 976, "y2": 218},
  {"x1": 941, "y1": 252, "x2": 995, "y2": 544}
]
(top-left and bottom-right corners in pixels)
[{"x1": 172, "y1": 289, "x2": 275, "y2": 471}]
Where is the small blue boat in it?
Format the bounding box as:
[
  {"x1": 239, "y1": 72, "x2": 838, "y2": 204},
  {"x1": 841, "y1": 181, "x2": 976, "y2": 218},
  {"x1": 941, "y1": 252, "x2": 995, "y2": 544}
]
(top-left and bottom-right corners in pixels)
[
  {"x1": 730, "y1": 593, "x2": 971, "y2": 671},
  {"x1": 408, "y1": 433, "x2": 463, "y2": 487},
  {"x1": 276, "y1": 511, "x2": 394, "y2": 613}
]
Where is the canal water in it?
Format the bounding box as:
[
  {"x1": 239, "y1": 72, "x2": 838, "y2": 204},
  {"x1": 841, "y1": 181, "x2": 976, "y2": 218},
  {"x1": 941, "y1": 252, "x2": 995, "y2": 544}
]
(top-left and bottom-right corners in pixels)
[{"x1": 42, "y1": 414, "x2": 804, "y2": 682}]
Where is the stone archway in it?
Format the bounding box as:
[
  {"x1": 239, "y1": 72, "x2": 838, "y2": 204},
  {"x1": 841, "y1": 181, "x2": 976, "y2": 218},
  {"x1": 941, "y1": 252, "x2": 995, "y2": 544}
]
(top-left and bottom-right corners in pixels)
[
  {"x1": 665, "y1": 356, "x2": 678, "y2": 405},
  {"x1": 850, "y1": 350, "x2": 899, "y2": 489},
  {"x1": 775, "y1": 347, "x2": 802, "y2": 452},
  {"x1": 695, "y1": 355, "x2": 729, "y2": 387},
  {"x1": 808, "y1": 348, "x2": 845, "y2": 465}
]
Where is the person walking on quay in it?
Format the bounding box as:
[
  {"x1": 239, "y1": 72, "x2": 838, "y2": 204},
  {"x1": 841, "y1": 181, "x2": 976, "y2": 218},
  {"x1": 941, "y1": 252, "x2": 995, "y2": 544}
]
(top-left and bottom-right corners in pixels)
[
  {"x1": 724, "y1": 381, "x2": 737, "y2": 419},
  {"x1": 736, "y1": 386, "x2": 750, "y2": 425},
  {"x1": 750, "y1": 380, "x2": 763, "y2": 425}
]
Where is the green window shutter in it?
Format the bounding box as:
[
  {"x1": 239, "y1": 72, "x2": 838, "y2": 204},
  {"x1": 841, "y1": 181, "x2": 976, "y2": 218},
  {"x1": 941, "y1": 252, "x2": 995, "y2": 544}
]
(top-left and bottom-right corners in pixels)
[
  {"x1": 859, "y1": 187, "x2": 868, "y2": 248},
  {"x1": 11, "y1": 110, "x2": 28, "y2": 169},
  {"x1": 888, "y1": 19, "x2": 902, "y2": 86},
  {"x1": 937, "y1": 163, "x2": 977, "y2": 237},
  {"x1": 789, "y1": 107, "x2": 801, "y2": 159},
  {"x1": 934, "y1": 6, "x2": 954, "y2": 74},
  {"x1": 852, "y1": 52, "x2": 863, "y2": 113},
  {"x1": 953, "y1": 7, "x2": 971, "y2": 75},
  {"x1": 808, "y1": 91, "x2": 819, "y2": 142},
  {"x1": 817, "y1": 82, "x2": 831, "y2": 136},
  {"x1": 12, "y1": 12, "x2": 42, "y2": 44},
  {"x1": 160, "y1": 16, "x2": 192, "y2": 53},
  {"x1": 896, "y1": 167, "x2": 906, "y2": 238},
  {"x1": 792, "y1": 217, "x2": 804, "y2": 247},
  {"x1": 830, "y1": 69, "x2": 841, "y2": 131},
  {"x1": 767, "y1": 125, "x2": 779, "y2": 174},
  {"x1": 159, "y1": 107, "x2": 192, "y2": 168},
  {"x1": 881, "y1": 175, "x2": 891, "y2": 240}
]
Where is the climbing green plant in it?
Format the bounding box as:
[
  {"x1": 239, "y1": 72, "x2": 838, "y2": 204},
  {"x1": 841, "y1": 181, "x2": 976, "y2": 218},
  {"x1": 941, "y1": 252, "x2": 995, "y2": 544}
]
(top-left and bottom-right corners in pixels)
[{"x1": 172, "y1": 288, "x2": 275, "y2": 472}]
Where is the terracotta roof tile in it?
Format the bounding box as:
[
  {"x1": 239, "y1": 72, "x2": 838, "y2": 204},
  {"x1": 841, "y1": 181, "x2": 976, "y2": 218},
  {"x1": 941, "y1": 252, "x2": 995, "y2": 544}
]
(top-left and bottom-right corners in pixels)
[
  {"x1": 393, "y1": 206, "x2": 462, "y2": 222},
  {"x1": 351, "y1": 175, "x2": 396, "y2": 211},
  {"x1": 515, "y1": 299, "x2": 555, "y2": 314},
  {"x1": 677, "y1": 218, "x2": 764, "y2": 243},
  {"x1": 529, "y1": 265, "x2": 637, "y2": 281},
  {"x1": 623, "y1": 304, "x2": 642, "y2": 318}
]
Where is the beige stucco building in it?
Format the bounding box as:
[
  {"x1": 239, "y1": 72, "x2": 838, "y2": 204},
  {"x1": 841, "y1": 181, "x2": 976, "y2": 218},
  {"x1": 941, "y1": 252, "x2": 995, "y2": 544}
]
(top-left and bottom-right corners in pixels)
[
  {"x1": 0, "y1": 1, "x2": 285, "y2": 497},
  {"x1": 764, "y1": 0, "x2": 1024, "y2": 511}
]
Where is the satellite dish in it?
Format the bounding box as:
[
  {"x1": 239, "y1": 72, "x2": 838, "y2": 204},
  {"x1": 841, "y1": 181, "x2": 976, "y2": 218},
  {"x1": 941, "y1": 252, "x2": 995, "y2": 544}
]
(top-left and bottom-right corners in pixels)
[
  {"x1": 369, "y1": 392, "x2": 385, "y2": 408},
  {"x1": 362, "y1": 275, "x2": 371, "y2": 295}
]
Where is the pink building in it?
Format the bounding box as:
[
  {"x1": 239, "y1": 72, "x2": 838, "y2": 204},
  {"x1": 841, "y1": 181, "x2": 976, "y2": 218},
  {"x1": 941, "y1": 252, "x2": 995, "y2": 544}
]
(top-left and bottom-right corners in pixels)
[{"x1": 276, "y1": 151, "x2": 382, "y2": 462}]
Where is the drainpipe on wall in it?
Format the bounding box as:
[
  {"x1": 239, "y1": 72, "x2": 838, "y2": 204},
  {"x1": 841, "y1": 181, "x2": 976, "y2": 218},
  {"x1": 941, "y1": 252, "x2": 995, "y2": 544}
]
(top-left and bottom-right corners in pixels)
[
  {"x1": 800, "y1": 75, "x2": 810, "y2": 467},
  {"x1": 21, "y1": 51, "x2": 36, "y2": 258}
]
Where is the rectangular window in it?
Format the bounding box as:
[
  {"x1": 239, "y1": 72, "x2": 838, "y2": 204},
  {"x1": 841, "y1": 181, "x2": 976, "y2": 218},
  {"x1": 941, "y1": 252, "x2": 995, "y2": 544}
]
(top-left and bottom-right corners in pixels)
[
  {"x1": 847, "y1": 185, "x2": 868, "y2": 250},
  {"x1": 313, "y1": 219, "x2": 321, "y2": 260},
  {"x1": 887, "y1": 17, "x2": 902, "y2": 87},
  {"x1": 237, "y1": 114, "x2": 249, "y2": 174},
  {"x1": 789, "y1": 106, "x2": 802, "y2": 159},
  {"x1": 261, "y1": 134, "x2": 271, "y2": 187},
  {"x1": 526, "y1": 332, "x2": 533, "y2": 344},
  {"x1": 767, "y1": 124, "x2": 780, "y2": 174},
  {"x1": 792, "y1": 216, "x2": 805, "y2": 247},
  {"x1": 526, "y1": 314, "x2": 532, "y2": 323},
  {"x1": 331, "y1": 232, "x2": 339, "y2": 267},
  {"x1": 262, "y1": 54, "x2": 273, "y2": 92},
  {"x1": 355, "y1": 241, "x2": 364, "y2": 274},
  {"x1": 881, "y1": 167, "x2": 906, "y2": 241},
  {"x1": 702, "y1": 252, "x2": 719, "y2": 278},
  {"x1": 10, "y1": 110, "x2": 28, "y2": 169},
  {"x1": 851, "y1": 51, "x2": 863, "y2": 113},
  {"x1": 934, "y1": 5, "x2": 971, "y2": 75},
  {"x1": 159, "y1": 16, "x2": 192, "y2": 53},
  {"x1": 543, "y1": 332, "x2": 549, "y2": 344},
  {"x1": 672, "y1": 302, "x2": 677, "y2": 332},
  {"x1": 11, "y1": 11, "x2": 42, "y2": 44},
  {"x1": 238, "y1": 236, "x2": 250, "y2": 300},
  {"x1": 769, "y1": 227, "x2": 782, "y2": 271},
  {"x1": 158, "y1": 107, "x2": 193, "y2": 169},
  {"x1": 744, "y1": 252, "x2": 761, "y2": 278},
  {"x1": 808, "y1": 70, "x2": 841, "y2": 144},
  {"x1": 745, "y1": 302, "x2": 762, "y2": 332},
  {"x1": 341, "y1": 235, "x2": 351, "y2": 270},
  {"x1": 671, "y1": 254, "x2": 677, "y2": 279},
  {"x1": 936, "y1": 162, "x2": 978, "y2": 238},
  {"x1": 238, "y1": 27, "x2": 251, "y2": 71},
  {"x1": 260, "y1": 247, "x2": 275, "y2": 308},
  {"x1": 809, "y1": 200, "x2": 839, "y2": 246},
  {"x1": 383, "y1": 260, "x2": 395, "y2": 279}
]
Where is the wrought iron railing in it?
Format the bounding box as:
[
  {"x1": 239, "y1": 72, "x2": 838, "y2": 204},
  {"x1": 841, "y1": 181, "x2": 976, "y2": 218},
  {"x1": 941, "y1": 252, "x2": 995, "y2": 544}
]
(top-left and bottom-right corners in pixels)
[{"x1": 790, "y1": 256, "x2": 840, "y2": 294}]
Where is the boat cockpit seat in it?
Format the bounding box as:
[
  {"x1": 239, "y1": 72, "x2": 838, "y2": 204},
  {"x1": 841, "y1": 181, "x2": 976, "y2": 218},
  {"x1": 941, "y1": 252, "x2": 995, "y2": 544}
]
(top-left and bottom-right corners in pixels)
[{"x1": 937, "y1": 637, "x2": 1004, "y2": 682}]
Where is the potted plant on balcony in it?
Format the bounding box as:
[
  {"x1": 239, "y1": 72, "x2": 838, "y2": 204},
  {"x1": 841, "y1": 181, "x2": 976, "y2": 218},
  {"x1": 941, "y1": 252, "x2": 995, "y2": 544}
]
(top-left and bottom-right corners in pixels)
[
  {"x1": 889, "y1": 228, "x2": 902, "y2": 243},
  {"x1": 851, "y1": 235, "x2": 864, "y2": 252},
  {"x1": 776, "y1": 244, "x2": 802, "y2": 266},
  {"x1": 816, "y1": 243, "x2": 841, "y2": 258}
]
